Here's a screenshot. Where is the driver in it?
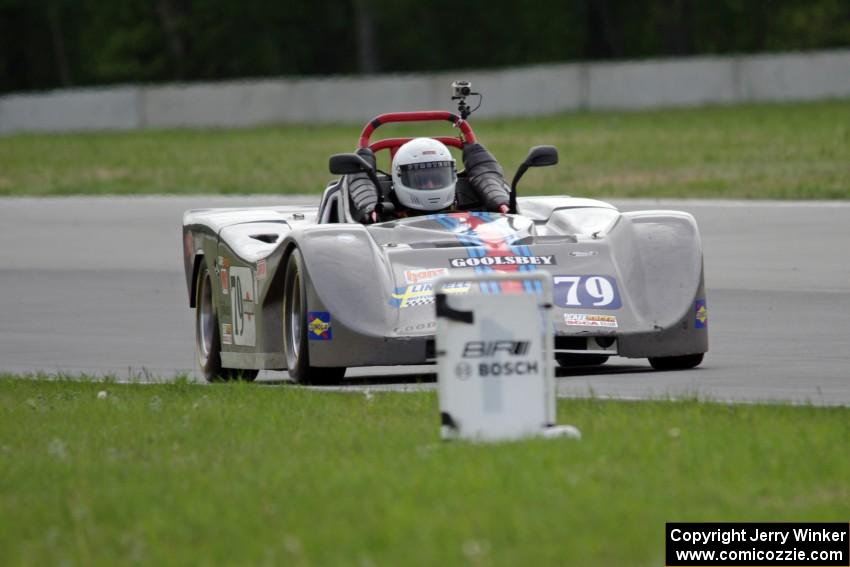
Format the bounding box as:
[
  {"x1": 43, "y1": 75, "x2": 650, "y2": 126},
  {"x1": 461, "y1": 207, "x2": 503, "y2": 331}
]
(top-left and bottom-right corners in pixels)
[
  {"x1": 391, "y1": 137, "x2": 458, "y2": 215},
  {"x1": 348, "y1": 137, "x2": 511, "y2": 222}
]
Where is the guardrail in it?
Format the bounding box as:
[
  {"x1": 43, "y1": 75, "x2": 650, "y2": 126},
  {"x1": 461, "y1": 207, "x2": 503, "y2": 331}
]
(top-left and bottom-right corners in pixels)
[{"x1": 1, "y1": 49, "x2": 849, "y2": 134}]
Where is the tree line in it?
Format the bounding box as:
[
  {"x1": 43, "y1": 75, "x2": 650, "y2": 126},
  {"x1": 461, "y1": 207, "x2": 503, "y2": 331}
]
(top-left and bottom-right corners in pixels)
[{"x1": 1, "y1": 0, "x2": 848, "y2": 94}]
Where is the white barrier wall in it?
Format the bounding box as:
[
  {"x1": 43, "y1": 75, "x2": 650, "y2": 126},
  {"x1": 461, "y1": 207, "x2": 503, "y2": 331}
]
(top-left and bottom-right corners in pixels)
[
  {"x1": 1, "y1": 49, "x2": 849, "y2": 134},
  {"x1": 0, "y1": 87, "x2": 142, "y2": 132}
]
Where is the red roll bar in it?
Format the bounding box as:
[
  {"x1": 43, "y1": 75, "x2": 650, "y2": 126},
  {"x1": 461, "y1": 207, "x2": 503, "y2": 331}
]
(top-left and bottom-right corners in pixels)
[{"x1": 358, "y1": 111, "x2": 476, "y2": 156}]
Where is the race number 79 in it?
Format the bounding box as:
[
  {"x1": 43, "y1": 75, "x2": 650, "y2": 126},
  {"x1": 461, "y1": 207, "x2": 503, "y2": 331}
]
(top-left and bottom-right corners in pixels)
[{"x1": 553, "y1": 275, "x2": 622, "y2": 309}]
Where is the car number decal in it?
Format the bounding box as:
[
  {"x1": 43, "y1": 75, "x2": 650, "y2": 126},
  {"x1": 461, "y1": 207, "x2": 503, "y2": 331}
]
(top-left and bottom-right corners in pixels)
[
  {"x1": 229, "y1": 267, "x2": 256, "y2": 346},
  {"x1": 553, "y1": 275, "x2": 621, "y2": 309}
]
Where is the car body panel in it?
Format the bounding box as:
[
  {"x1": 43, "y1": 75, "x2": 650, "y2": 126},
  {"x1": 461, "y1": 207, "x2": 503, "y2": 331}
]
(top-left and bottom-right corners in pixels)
[{"x1": 182, "y1": 195, "x2": 708, "y2": 370}]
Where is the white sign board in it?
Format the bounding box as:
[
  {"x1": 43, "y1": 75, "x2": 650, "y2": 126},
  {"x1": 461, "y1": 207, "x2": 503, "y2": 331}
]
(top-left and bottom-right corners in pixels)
[{"x1": 435, "y1": 272, "x2": 560, "y2": 442}]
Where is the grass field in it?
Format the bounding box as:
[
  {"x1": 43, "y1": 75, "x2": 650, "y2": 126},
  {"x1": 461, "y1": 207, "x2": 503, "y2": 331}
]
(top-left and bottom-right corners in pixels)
[
  {"x1": 1, "y1": 100, "x2": 848, "y2": 199},
  {"x1": 1, "y1": 378, "x2": 848, "y2": 566}
]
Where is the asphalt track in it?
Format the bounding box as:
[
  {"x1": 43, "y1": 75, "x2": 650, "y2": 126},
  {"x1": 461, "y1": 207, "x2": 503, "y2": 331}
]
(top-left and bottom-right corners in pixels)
[{"x1": 1, "y1": 196, "x2": 848, "y2": 405}]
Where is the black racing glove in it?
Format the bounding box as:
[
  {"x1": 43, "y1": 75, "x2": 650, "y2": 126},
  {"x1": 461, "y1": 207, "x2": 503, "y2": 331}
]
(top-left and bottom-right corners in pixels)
[
  {"x1": 462, "y1": 142, "x2": 510, "y2": 212},
  {"x1": 348, "y1": 148, "x2": 380, "y2": 223}
]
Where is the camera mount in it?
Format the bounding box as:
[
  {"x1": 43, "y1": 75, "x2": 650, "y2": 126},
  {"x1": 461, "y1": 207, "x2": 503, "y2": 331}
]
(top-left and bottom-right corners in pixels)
[{"x1": 451, "y1": 80, "x2": 483, "y2": 120}]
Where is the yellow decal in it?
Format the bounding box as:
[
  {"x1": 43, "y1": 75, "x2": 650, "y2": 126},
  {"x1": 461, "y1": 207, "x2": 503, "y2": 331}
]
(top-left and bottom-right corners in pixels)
[
  {"x1": 696, "y1": 305, "x2": 707, "y2": 325},
  {"x1": 309, "y1": 317, "x2": 330, "y2": 336}
]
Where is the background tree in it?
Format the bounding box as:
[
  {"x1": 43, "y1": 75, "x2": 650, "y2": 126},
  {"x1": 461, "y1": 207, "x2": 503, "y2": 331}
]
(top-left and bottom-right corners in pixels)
[{"x1": 1, "y1": 0, "x2": 848, "y2": 94}]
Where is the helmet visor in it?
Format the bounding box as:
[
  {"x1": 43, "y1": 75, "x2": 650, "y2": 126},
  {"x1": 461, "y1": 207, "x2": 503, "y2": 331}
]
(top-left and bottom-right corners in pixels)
[{"x1": 399, "y1": 161, "x2": 456, "y2": 190}]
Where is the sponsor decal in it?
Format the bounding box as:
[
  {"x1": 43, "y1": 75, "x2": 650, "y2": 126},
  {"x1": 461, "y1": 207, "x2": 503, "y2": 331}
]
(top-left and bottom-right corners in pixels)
[
  {"x1": 218, "y1": 256, "x2": 229, "y2": 294},
  {"x1": 403, "y1": 267, "x2": 448, "y2": 284},
  {"x1": 427, "y1": 212, "x2": 545, "y2": 295},
  {"x1": 389, "y1": 281, "x2": 470, "y2": 309},
  {"x1": 221, "y1": 323, "x2": 233, "y2": 345},
  {"x1": 553, "y1": 275, "x2": 622, "y2": 309},
  {"x1": 569, "y1": 250, "x2": 598, "y2": 257},
  {"x1": 455, "y1": 362, "x2": 472, "y2": 380},
  {"x1": 396, "y1": 321, "x2": 437, "y2": 334},
  {"x1": 695, "y1": 299, "x2": 707, "y2": 329},
  {"x1": 256, "y1": 259, "x2": 267, "y2": 280},
  {"x1": 461, "y1": 340, "x2": 539, "y2": 377},
  {"x1": 183, "y1": 233, "x2": 193, "y2": 262},
  {"x1": 478, "y1": 361, "x2": 539, "y2": 377},
  {"x1": 449, "y1": 255, "x2": 555, "y2": 268},
  {"x1": 564, "y1": 313, "x2": 619, "y2": 328},
  {"x1": 307, "y1": 312, "x2": 332, "y2": 340},
  {"x1": 462, "y1": 341, "x2": 531, "y2": 358}
]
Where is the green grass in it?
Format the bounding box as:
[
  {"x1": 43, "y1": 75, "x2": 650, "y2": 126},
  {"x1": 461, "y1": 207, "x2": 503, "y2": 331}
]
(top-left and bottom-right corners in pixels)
[
  {"x1": 1, "y1": 100, "x2": 849, "y2": 199},
  {"x1": 1, "y1": 378, "x2": 848, "y2": 566}
]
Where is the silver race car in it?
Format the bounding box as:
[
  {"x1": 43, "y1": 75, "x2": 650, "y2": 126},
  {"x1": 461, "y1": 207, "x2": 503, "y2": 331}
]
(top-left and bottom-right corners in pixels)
[{"x1": 182, "y1": 99, "x2": 708, "y2": 383}]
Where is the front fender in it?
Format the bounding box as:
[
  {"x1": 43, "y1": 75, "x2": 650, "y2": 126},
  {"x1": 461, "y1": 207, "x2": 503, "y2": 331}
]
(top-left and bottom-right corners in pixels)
[
  {"x1": 609, "y1": 210, "x2": 703, "y2": 330},
  {"x1": 288, "y1": 225, "x2": 396, "y2": 338}
]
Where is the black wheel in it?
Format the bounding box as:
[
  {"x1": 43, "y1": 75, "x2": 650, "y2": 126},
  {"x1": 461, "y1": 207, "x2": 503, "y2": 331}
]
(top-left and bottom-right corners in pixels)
[
  {"x1": 648, "y1": 353, "x2": 704, "y2": 370},
  {"x1": 283, "y1": 249, "x2": 346, "y2": 385},
  {"x1": 556, "y1": 354, "x2": 609, "y2": 367},
  {"x1": 195, "y1": 264, "x2": 258, "y2": 382}
]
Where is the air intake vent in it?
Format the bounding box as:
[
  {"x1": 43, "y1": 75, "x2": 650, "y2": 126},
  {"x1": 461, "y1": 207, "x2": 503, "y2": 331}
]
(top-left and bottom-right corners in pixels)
[
  {"x1": 513, "y1": 235, "x2": 578, "y2": 245},
  {"x1": 250, "y1": 234, "x2": 279, "y2": 244},
  {"x1": 409, "y1": 240, "x2": 478, "y2": 249},
  {"x1": 555, "y1": 337, "x2": 587, "y2": 350}
]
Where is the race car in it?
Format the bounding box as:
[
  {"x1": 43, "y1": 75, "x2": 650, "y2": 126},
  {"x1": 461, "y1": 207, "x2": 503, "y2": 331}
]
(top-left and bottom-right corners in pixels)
[{"x1": 182, "y1": 104, "x2": 708, "y2": 383}]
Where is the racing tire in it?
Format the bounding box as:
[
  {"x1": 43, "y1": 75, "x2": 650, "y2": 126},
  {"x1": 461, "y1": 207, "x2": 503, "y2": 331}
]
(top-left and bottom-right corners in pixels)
[
  {"x1": 283, "y1": 249, "x2": 347, "y2": 385},
  {"x1": 648, "y1": 353, "x2": 704, "y2": 371},
  {"x1": 195, "y1": 264, "x2": 258, "y2": 383},
  {"x1": 556, "y1": 354, "x2": 609, "y2": 367}
]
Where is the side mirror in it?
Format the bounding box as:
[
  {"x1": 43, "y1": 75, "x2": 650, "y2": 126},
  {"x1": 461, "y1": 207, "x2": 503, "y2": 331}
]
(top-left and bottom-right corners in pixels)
[
  {"x1": 509, "y1": 145, "x2": 558, "y2": 213},
  {"x1": 329, "y1": 153, "x2": 374, "y2": 175},
  {"x1": 523, "y1": 145, "x2": 559, "y2": 168}
]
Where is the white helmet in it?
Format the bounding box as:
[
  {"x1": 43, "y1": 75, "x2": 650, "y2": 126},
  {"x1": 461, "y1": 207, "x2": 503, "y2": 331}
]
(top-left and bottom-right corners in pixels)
[{"x1": 391, "y1": 138, "x2": 456, "y2": 211}]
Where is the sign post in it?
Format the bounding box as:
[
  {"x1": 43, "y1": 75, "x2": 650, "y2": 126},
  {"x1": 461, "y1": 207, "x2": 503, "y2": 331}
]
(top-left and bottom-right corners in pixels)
[{"x1": 434, "y1": 272, "x2": 580, "y2": 442}]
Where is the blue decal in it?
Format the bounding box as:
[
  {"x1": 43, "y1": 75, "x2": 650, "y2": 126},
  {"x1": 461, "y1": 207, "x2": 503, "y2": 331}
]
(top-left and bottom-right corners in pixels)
[
  {"x1": 695, "y1": 299, "x2": 707, "y2": 329},
  {"x1": 553, "y1": 275, "x2": 622, "y2": 309},
  {"x1": 307, "y1": 311, "x2": 332, "y2": 340}
]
